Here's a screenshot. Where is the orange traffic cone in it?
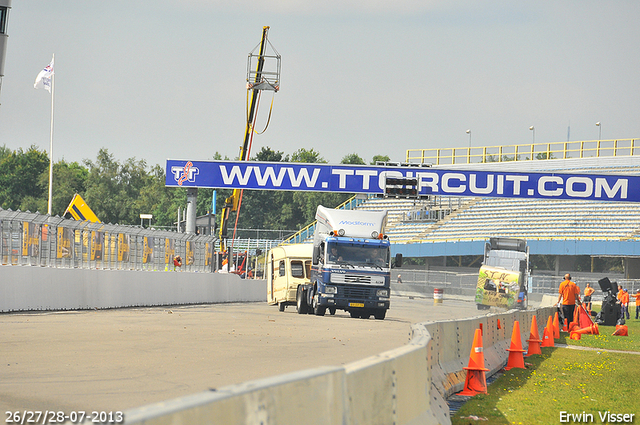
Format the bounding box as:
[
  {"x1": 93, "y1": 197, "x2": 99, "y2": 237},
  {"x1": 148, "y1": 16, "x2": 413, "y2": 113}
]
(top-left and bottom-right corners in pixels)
[
  {"x1": 541, "y1": 316, "x2": 554, "y2": 347},
  {"x1": 497, "y1": 319, "x2": 501, "y2": 329},
  {"x1": 526, "y1": 316, "x2": 542, "y2": 356},
  {"x1": 613, "y1": 325, "x2": 628, "y2": 336},
  {"x1": 570, "y1": 323, "x2": 598, "y2": 340},
  {"x1": 562, "y1": 318, "x2": 568, "y2": 332},
  {"x1": 553, "y1": 312, "x2": 560, "y2": 339},
  {"x1": 479, "y1": 323, "x2": 483, "y2": 336},
  {"x1": 459, "y1": 328, "x2": 489, "y2": 396},
  {"x1": 571, "y1": 324, "x2": 598, "y2": 337},
  {"x1": 505, "y1": 321, "x2": 526, "y2": 370}
]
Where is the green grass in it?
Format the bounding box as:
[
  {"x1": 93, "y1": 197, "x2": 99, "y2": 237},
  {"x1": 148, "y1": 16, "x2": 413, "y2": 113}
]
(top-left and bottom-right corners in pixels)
[
  {"x1": 563, "y1": 318, "x2": 640, "y2": 351},
  {"x1": 451, "y1": 316, "x2": 640, "y2": 425}
]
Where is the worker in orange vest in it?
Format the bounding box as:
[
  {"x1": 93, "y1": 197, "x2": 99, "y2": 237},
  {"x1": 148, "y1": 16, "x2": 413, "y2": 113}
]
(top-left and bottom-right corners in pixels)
[
  {"x1": 583, "y1": 283, "x2": 595, "y2": 312},
  {"x1": 557, "y1": 273, "x2": 581, "y2": 324},
  {"x1": 633, "y1": 289, "x2": 640, "y2": 320},
  {"x1": 620, "y1": 289, "x2": 630, "y2": 320}
]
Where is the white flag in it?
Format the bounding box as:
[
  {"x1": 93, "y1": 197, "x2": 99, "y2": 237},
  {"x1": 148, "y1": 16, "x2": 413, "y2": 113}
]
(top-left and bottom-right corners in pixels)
[{"x1": 34, "y1": 56, "x2": 54, "y2": 93}]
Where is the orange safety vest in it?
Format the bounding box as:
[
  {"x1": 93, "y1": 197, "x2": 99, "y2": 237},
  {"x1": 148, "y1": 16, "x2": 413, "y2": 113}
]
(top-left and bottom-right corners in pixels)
[
  {"x1": 621, "y1": 292, "x2": 630, "y2": 304},
  {"x1": 559, "y1": 280, "x2": 580, "y2": 305}
]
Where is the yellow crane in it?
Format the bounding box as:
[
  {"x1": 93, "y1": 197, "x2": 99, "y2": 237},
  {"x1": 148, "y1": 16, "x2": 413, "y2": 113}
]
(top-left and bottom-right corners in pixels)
[{"x1": 219, "y1": 26, "x2": 280, "y2": 257}]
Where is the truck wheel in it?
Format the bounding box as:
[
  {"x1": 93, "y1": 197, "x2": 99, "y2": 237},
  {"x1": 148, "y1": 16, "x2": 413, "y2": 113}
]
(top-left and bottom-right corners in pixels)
[
  {"x1": 296, "y1": 289, "x2": 308, "y2": 314},
  {"x1": 278, "y1": 302, "x2": 285, "y2": 312},
  {"x1": 349, "y1": 311, "x2": 359, "y2": 319},
  {"x1": 312, "y1": 295, "x2": 326, "y2": 316},
  {"x1": 374, "y1": 310, "x2": 386, "y2": 320},
  {"x1": 329, "y1": 307, "x2": 336, "y2": 315},
  {"x1": 359, "y1": 310, "x2": 370, "y2": 319}
]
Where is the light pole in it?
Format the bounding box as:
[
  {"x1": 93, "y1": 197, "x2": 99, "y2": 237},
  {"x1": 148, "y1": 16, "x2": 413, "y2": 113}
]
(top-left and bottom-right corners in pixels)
[
  {"x1": 596, "y1": 122, "x2": 601, "y2": 140},
  {"x1": 466, "y1": 129, "x2": 471, "y2": 148},
  {"x1": 529, "y1": 126, "x2": 535, "y2": 144}
]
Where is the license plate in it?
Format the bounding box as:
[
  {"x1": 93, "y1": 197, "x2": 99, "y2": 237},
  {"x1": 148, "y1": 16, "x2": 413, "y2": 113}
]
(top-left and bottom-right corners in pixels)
[{"x1": 349, "y1": 302, "x2": 365, "y2": 308}]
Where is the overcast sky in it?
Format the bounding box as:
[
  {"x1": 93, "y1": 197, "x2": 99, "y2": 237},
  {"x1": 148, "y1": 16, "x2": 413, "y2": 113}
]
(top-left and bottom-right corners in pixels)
[{"x1": 1, "y1": 1, "x2": 639, "y2": 168}]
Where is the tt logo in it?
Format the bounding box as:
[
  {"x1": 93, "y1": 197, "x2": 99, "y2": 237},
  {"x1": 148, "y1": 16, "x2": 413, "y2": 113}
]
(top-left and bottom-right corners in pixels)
[{"x1": 171, "y1": 162, "x2": 200, "y2": 185}]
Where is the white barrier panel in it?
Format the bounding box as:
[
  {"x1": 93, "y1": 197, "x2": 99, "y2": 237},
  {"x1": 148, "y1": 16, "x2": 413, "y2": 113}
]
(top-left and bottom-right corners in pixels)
[
  {"x1": 124, "y1": 367, "x2": 346, "y2": 425},
  {"x1": 0, "y1": 265, "x2": 266, "y2": 312},
  {"x1": 120, "y1": 307, "x2": 556, "y2": 425}
]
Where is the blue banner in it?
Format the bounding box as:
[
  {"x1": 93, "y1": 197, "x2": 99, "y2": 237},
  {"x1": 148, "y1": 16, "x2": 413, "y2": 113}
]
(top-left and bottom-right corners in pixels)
[{"x1": 165, "y1": 160, "x2": 640, "y2": 202}]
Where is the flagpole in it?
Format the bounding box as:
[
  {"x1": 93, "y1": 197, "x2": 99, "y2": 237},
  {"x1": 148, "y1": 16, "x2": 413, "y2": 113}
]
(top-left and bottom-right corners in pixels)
[{"x1": 47, "y1": 53, "x2": 55, "y2": 216}]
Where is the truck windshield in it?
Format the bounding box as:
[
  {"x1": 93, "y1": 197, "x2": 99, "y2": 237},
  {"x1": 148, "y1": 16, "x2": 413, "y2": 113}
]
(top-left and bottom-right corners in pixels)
[{"x1": 326, "y1": 242, "x2": 389, "y2": 268}]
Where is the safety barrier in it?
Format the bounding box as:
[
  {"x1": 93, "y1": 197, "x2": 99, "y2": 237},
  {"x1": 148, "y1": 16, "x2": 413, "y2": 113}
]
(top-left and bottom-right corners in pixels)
[
  {"x1": 121, "y1": 306, "x2": 555, "y2": 425},
  {"x1": 0, "y1": 208, "x2": 281, "y2": 274},
  {"x1": 0, "y1": 265, "x2": 266, "y2": 312}
]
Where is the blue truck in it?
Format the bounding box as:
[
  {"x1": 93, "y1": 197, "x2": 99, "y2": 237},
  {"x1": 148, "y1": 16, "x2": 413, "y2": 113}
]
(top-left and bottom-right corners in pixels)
[{"x1": 296, "y1": 205, "x2": 402, "y2": 320}]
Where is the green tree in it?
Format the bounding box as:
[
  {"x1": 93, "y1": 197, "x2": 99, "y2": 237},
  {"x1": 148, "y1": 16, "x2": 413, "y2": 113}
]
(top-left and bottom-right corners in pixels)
[
  {"x1": 291, "y1": 148, "x2": 326, "y2": 164},
  {"x1": 84, "y1": 149, "x2": 160, "y2": 225},
  {"x1": 138, "y1": 164, "x2": 186, "y2": 228},
  {"x1": 371, "y1": 154, "x2": 390, "y2": 165},
  {"x1": 341, "y1": 153, "x2": 365, "y2": 165},
  {"x1": 47, "y1": 160, "x2": 89, "y2": 216},
  {"x1": 536, "y1": 152, "x2": 556, "y2": 160},
  {"x1": 0, "y1": 145, "x2": 49, "y2": 211}
]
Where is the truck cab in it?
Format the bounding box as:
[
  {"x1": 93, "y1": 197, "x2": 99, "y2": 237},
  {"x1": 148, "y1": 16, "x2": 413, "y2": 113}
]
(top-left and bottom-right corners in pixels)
[
  {"x1": 296, "y1": 205, "x2": 401, "y2": 320},
  {"x1": 475, "y1": 237, "x2": 529, "y2": 310}
]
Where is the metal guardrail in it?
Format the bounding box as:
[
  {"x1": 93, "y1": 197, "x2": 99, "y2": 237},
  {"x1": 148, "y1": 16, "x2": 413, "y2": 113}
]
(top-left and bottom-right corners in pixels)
[
  {"x1": 0, "y1": 209, "x2": 282, "y2": 273},
  {"x1": 395, "y1": 269, "x2": 640, "y2": 296},
  {"x1": 406, "y1": 139, "x2": 640, "y2": 165}
]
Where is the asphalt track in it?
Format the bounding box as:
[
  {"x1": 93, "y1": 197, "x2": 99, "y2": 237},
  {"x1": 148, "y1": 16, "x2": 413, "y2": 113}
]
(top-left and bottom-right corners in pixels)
[{"x1": 0, "y1": 296, "x2": 481, "y2": 414}]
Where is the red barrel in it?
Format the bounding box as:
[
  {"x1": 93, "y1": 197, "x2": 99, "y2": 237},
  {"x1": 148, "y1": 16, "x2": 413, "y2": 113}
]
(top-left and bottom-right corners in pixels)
[{"x1": 434, "y1": 288, "x2": 443, "y2": 304}]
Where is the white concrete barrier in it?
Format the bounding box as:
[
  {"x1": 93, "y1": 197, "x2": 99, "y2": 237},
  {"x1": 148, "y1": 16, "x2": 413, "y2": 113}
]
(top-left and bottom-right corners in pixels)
[
  {"x1": 123, "y1": 367, "x2": 346, "y2": 425},
  {"x1": 0, "y1": 265, "x2": 266, "y2": 312},
  {"x1": 119, "y1": 307, "x2": 556, "y2": 425}
]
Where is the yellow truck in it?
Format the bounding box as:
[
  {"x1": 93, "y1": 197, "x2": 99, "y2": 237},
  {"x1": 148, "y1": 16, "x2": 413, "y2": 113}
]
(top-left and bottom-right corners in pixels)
[
  {"x1": 475, "y1": 238, "x2": 529, "y2": 310},
  {"x1": 266, "y1": 244, "x2": 313, "y2": 312}
]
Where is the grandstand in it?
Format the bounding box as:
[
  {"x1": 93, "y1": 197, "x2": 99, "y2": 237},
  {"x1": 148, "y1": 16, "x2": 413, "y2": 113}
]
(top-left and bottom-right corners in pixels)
[
  {"x1": 378, "y1": 149, "x2": 640, "y2": 243},
  {"x1": 296, "y1": 140, "x2": 640, "y2": 277},
  {"x1": 381, "y1": 197, "x2": 640, "y2": 243}
]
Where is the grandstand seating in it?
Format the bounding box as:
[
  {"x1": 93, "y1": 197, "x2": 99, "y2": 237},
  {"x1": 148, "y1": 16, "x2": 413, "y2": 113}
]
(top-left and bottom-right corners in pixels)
[
  {"x1": 358, "y1": 195, "x2": 640, "y2": 244},
  {"x1": 283, "y1": 153, "x2": 640, "y2": 247}
]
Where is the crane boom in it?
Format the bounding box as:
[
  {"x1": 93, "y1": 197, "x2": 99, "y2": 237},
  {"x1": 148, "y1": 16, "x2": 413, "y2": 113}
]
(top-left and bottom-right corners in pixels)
[{"x1": 219, "y1": 26, "x2": 272, "y2": 252}]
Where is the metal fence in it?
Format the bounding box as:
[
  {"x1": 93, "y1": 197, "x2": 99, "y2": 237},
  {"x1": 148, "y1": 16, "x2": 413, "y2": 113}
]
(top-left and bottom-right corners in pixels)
[
  {"x1": 406, "y1": 138, "x2": 640, "y2": 165},
  {"x1": 396, "y1": 268, "x2": 640, "y2": 300},
  {"x1": 0, "y1": 209, "x2": 281, "y2": 273}
]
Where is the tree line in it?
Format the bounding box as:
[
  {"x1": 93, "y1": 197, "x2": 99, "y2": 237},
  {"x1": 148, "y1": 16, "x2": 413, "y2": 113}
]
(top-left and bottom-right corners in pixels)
[{"x1": 0, "y1": 145, "x2": 389, "y2": 237}]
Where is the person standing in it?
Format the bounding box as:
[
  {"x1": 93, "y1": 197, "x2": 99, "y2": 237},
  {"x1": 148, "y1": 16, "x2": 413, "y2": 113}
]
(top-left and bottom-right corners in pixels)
[
  {"x1": 634, "y1": 289, "x2": 640, "y2": 320},
  {"x1": 557, "y1": 273, "x2": 581, "y2": 324},
  {"x1": 583, "y1": 283, "x2": 595, "y2": 312},
  {"x1": 620, "y1": 289, "x2": 630, "y2": 320},
  {"x1": 616, "y1": 284, "x2": 623, "y2": 303}
]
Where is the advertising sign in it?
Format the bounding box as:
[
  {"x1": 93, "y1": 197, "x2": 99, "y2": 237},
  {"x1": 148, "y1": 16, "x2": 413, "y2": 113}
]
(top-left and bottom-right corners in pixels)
[{"x1": 165, "y1": 160, "x2": 638, "y2": 202}]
